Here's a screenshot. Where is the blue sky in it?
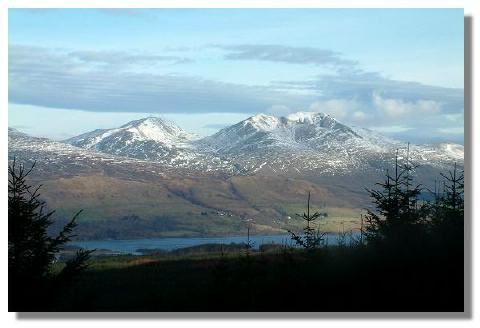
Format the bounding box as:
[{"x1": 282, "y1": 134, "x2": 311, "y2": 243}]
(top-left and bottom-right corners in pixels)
[{"x1": 8, "y1": 9, "x2": 464, "y2": 143}]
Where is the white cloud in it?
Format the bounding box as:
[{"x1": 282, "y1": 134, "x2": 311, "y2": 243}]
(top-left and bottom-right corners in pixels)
[
  {"x1": 308, "y1": 99, "x2": 362, "y2": 120},
  {"x1": 267, "y1": 104, "x2": 291, "y2": 116},
  {"x1": 437, "y1": 127, "x2": 464, "y2": 135},
  {"x1": 9, "y1": 44, "x2": 309, "y2": 114},
  {"x1": 217, "y1": 44, "x2": 357, "y2": 69},
  {"x1": 68, "y1": 50, "x2": 193, "y2": 67},
  {"x1": 352, "y1": 111, "x2": 367, "y2": 121},
  {"x1": 373, "y1": 92, "x2": 441, "y2": 119},
  {"x1": 8, "y1": 43, "x2": 464, "y2": 143},
  {"x1": 444, "y1": 113, "x2": 464, "y2": 123},
  {"x1": 371, "y1": 125, "x2": 414, "y2": 133}
]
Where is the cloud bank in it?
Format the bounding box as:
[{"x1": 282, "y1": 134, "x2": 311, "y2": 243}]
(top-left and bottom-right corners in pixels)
[
  {"x1": 8, "y1": 44, "x2": 464, "y2": 143},
  {"x1": 9, "y1": 45, "x2": 309, "y2": 114},
  {"x1": 215, "y1": 44, "x2": 357, "y2": 69}
]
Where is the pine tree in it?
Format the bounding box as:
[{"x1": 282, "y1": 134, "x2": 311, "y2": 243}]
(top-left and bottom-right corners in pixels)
[
  {"x1": 288, "y1": 192, "x2": 325, "y2": 250},
  {"x1": 440, "y1": 162, "x2": 464, "y2": 213},
  {"x1": 429, "y1": 163, "x2": 464, "y2": 251},
  {"x1": 364, "y1": 146, "x2": 426, "y2": 248},
  {"x1": 8, "y1": 158, "x2": 93, "y2": 310}
]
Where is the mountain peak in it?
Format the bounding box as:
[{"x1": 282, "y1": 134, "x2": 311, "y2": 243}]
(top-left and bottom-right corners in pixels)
[
  {"x1": 286, "y1": 111, "x2": 327, "y2": 122},
  {"x1": 244, "y1": 113, "x2": 279, "y2": 131},
  {"x1": 119, "y1": 116, "x2": 194, "y2": 132},
  {"x1": 115, "y1": 116, "x2": 197, "y2": 143},
  {"x1": 66, "y1": 115, "x2": 198, "y2": 157},
  {"x1": 242, "y1": 111, "x2": 341, "y2": 132},
  {"x1": 285, "y1": 111, "x2": 340, "y2": 128},
  {"x1": 240, "y1": 111, "x2": 343, "y2": 133},
  {"x1": 120, "y1": 116, "x2": 167, "y2": 129}
]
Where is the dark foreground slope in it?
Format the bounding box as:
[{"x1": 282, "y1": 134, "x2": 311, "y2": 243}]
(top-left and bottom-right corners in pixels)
[{"x1": 50, "y1": 244, "x2": 463, "y2": 312}]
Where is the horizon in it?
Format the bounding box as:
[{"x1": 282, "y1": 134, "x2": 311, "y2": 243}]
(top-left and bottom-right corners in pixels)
[
  {"x1": 8, "y1": 8, "x2": 464, "y2": 144},
  {"x1": 8, "y1": 110, "x2": 465, "y2": 146}
]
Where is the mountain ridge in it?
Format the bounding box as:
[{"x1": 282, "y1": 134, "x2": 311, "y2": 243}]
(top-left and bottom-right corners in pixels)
[
  {"x1": 8, "y1": 116, "x2": 465, "y2": 239},
  {"x1": 65, "y1": 116, "x2": 199, "y2": 161},
  {"x1": 12, "y1": 111, "x2": 464, "y2": 176}
]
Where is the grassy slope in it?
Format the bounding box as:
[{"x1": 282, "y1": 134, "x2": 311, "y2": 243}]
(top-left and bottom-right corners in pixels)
[{"x1": 40, "y1": 174, "x2": 363, "y2": 239}]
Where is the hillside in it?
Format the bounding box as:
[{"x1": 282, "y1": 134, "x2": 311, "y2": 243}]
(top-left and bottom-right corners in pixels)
[{"x1": 8, "y1": 112, "x2": 464, "y2": 239}]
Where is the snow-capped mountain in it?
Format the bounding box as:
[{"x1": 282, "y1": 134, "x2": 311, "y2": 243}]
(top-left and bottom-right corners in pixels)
[
  {"x1": 12, "y1": 112, "x2": 464, "y2": 177},
  {"x1": 8, "y1": 117, "x2": 465, "y2": 239},
  {"x1": 66, "y1": 117, "x2": 199, "y2": 161},
  {"x1": 198, "y1": 112, "x2": 463, "y2": 174},
  {"x1": 200, "y1": 112, "x2": 384, "y2": 154},
  {"x1": 8, "y1": 127, "x2": 236, "y2": 178}
]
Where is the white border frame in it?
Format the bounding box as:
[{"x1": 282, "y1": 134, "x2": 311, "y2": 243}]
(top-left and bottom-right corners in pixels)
[{"x1": 1, "y1": 1, "x2": 477, "y2": 326}]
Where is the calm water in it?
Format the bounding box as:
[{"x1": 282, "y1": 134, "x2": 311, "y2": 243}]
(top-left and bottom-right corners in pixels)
[{"x1": 69, "y1": 233, "x2": 360, "y2": 255}]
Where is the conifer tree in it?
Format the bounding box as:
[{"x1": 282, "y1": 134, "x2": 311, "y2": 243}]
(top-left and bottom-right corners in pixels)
[
  {"x1": 364, "y1": 146, "x2": 426, "y2": 247},
  {"x1": 8, "y1": 158, "x2": 93, "y2": 310},
  {"x1": 429, "y1": 163, "x2": 464, "y2": 251},
  {"x1": 440, "y1": 162, "x2": 464, "y2": 213},
  {"x1": 288, "y1": 192, "x2": 325, "y2": 250}
]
